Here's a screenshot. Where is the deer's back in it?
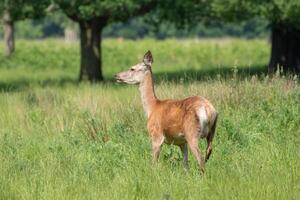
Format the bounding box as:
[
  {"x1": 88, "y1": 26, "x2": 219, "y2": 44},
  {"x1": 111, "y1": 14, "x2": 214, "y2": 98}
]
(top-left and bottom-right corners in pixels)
[{"x1": 147, "y1": 96, "x2": 217, "y2": 144}]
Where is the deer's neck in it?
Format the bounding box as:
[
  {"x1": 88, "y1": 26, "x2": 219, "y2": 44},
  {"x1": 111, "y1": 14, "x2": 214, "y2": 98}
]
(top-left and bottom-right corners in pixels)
[{"x1": 139, "y1": 71, "x2": 157, "y2": 117}]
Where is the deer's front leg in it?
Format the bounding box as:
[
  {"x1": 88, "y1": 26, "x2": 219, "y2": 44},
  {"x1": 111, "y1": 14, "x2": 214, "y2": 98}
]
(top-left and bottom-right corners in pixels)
[
  {"x1": 148, "y1": 121, "x2": 164, "y2": 163},
  {"x1": 151, "y1": 134, "x2": 164, "y2": 163}
]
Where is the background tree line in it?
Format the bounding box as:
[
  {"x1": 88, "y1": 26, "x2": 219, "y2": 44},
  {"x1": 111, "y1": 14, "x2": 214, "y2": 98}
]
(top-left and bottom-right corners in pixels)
[
  {"x1": 1, "y1": 0, "x2": 299, "y2": 82},
  {"x1": 0, "y1": 13, "x2": 269, "y2": 40}
]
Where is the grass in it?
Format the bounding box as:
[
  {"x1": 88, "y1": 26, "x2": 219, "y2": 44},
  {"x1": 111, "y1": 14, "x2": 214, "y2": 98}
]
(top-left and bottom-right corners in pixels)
[
  {"x1": 0, "y1": 39, "x2": 299, "y2": 199},
  {"x1": 0, "y1": 38, "x2": 269, "y2": 90}
]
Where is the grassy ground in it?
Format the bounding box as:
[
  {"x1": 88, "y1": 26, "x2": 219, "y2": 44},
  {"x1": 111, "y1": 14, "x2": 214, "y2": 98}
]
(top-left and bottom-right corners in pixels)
[{"x1": 0, "y1": 39, "x2": 299, "y2": 199}]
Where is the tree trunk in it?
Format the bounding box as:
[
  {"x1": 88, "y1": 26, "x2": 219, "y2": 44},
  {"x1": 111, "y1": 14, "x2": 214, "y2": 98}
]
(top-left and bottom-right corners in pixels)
[
  {"x1": 269, "y1": 24, "x2": 300, "y2": 73},
  {"x1": 79, "y1": 19, "x2": 104, "y2": 81},
  {"x1": 3, "y1": 11, "x2": 15, "y2": 57}
]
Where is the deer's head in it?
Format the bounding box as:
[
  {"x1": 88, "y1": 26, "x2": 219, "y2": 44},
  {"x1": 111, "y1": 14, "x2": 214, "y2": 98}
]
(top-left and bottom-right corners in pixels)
[{"x1": 115, "y1": 51, "x2": 153, "y2": 84}]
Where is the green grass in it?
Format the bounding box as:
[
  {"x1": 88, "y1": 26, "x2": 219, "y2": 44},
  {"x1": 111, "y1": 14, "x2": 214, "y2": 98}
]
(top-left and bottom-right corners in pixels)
[
  {"x1": 0, "y1": 39, "x2": 299, "y2": 199},
  {"x1": 0, "y1": 38, "x2": 269, "y2": 90}
]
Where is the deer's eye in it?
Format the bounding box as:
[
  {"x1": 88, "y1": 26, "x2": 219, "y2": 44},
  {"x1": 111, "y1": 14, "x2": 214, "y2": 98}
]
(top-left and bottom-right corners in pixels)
[{"x1": 130, "y1": 68, "x2": 135, "y2": 71}]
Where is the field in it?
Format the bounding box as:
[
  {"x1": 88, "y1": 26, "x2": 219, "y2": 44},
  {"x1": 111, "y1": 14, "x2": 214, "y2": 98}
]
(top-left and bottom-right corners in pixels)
[{"x1": 0, "y1": 39, "x2": 299, "y2": 199}]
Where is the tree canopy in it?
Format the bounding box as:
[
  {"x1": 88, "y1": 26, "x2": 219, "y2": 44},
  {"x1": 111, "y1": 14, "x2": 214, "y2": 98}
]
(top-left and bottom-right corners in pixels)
[
  {"x1": 210, "y1": 0, "x2": 300, "y2": 26},
  {"x1": 54, "y1": 0, "x2": 157, "y2": 22},
  {"x1": 0, "y1": 0, "x2": 49, "y2": 20}
]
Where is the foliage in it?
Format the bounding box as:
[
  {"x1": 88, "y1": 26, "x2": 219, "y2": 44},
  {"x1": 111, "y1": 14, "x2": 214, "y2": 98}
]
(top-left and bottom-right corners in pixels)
[
  {"x1": 154, "y1": 0, "x2": 206, "y2": 27},
  {"x1": 156, "y1": 0, "x2": 300, "y2": 35},
  {"x1": 0, "y1": 14, "x2": 269, "y2": 39},
  {"x1": 0, "y1": 0, "x2": 49, "y2": 20},
  {"x1": 0, "y1": 39, "x2": 299, "y2": 199},
  {"x1": 15, "y1": 20, "x2": 44, "y2": 39},
  {"x1": 45, "y1": 11, "x2": 77, "y2": 29},
  {"x1": 0, "y1": 1, "x2": 270, "y2": 39},
  {"x1": 53, "y1": 0, "x2": 157, "y2": 22},
  {"x1": 103, "y1": 17, "x2": 269, "y2": 39},
  {"x1": 210, "y1": 0, "x2": 300, "y2": 27}
]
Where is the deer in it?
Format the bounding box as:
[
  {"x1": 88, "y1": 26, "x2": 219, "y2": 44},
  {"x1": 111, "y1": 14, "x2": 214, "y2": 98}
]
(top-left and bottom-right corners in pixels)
[{"x1": 115, "y1": 51, "x2": 218, "y2": 173}]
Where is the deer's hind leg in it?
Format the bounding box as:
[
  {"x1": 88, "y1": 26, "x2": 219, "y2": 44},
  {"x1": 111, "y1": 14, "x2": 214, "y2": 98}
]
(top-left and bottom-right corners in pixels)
[
  {"x1": 179, "y1": 143, "x2": 188, "y2": 170},
  {"x1": 205, "y1": 114, "x2": 218, "y2": 162},
  {"x1": 185, "y1": 125, "x2": 205, "y2": 173}
]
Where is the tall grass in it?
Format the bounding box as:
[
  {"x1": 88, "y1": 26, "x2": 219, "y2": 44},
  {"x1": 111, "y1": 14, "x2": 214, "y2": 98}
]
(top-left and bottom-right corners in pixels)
[{"x1": 0, "y1": 39, "x2": 299, "y2": 199}]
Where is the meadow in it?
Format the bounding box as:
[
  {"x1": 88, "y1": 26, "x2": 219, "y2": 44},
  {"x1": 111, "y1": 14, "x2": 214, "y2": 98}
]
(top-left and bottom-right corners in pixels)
[{"x1": 0, "y1": 39, "x2": 299, "y2": 199}]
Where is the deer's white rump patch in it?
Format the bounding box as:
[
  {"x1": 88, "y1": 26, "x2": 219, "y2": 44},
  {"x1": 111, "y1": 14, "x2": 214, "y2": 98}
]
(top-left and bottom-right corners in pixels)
[{"x1": 197, "y1": 106, "x2": 209, "y2": 136}]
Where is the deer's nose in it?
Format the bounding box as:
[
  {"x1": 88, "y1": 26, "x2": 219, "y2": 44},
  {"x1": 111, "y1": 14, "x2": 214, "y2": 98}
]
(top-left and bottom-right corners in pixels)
[{"x1": 114, "y1": 74, "x2": 122, "y2": 82}]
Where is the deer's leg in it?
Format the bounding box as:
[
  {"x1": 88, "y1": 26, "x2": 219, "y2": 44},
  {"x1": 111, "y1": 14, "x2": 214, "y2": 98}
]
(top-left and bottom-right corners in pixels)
[
  {"x1": 186, "y1": 136, "x2": 205, "y2": 173},
  {"x1": 205, "y1": 115, "x2": 218, "y2": 162},
  {"x1": 179, "y1": 143, "x2": 189, "y2": 170},
  {"x1": 151, "y1": 134, "x2": 164, "y2": 163},
  {"x1": 205, "y1": 137, "x2": 213, "y2": 162}
]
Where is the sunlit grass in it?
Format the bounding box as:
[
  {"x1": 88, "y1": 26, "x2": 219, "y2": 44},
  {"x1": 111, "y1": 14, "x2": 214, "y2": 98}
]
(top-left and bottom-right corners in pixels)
[{"x1": 0, "y1": 38, "x2": 269, "y2": 85}]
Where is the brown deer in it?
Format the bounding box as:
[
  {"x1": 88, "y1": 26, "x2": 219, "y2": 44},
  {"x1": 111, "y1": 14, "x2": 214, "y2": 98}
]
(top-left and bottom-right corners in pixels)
[{"x1": 115, "y1": 51, "x2": 218, "y2": 173}]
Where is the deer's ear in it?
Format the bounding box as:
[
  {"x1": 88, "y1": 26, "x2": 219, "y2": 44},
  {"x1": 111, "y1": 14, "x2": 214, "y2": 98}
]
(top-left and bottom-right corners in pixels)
[{"x1": 143, "y1": 50, "x2": 153, "y2": 66}]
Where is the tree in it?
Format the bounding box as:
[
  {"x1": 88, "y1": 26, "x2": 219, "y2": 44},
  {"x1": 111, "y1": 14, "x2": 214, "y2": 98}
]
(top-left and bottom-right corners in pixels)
[
  {"x1": 0, "y1": 0, "x2": 49, "y2": 57},
  {"x1": 261, "y1": 0, "x2": 300, "y2": 73},
  {"x1": 210, "y1": 0, "x2": 300, "y2": 73},
  {"x1": 54, "y1": 0, "x2": 158, "y2": 82}
]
